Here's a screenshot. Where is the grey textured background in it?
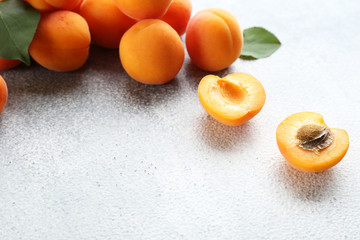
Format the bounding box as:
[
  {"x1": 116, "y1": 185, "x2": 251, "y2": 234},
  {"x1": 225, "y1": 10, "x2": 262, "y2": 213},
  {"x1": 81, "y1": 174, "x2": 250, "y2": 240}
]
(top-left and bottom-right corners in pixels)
[{"x1": 1, "y1": 0, "x2": 360, "y2": 239}]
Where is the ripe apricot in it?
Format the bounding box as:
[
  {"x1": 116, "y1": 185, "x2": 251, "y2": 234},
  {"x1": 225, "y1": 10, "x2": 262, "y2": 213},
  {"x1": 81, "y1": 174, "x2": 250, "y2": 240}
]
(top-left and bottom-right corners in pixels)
[
  {"x1": 25, "y1": 0, "x2": 56, "y2": 12},
  {"x1": 0, "y1": 75, "x2": 8, "y2": 115},
  {"x1": 29, "y1": 11, "x2": 91, "y2": 72},
  {"x1": 276, "y1": 112, "x2": 349, "y2": 172},
  {"x1": 113, "y1": 0, "x2": 172, "y2": 20},
  {"x1": 119, "y1": 19, "x2": 184, "y2": 85},
  {"x1": 186, "y1": 8, "x2": 243, "y2": 72},
  {"x1": 45, "y1": 0, "x2": 82, "y2": 10},
  {"x1": 198, "y1": 73, "x2": 266, "y2": 126},
  {"x1": 79, "y1": 0, "x2": 136, "y2": 49},
  {"x1": 160, "y1": 0, "x2": 192, "y2": 36},
  {"x1": 0, "y1": 59, "x2": 21, "y2": 71}
]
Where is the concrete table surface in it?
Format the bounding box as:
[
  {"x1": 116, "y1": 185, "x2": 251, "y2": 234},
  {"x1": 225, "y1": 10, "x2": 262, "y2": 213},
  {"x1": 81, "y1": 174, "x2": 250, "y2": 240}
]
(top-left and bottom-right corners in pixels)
[{"x1": 1, "y1": 0, "x2": 360, "y2": 239}]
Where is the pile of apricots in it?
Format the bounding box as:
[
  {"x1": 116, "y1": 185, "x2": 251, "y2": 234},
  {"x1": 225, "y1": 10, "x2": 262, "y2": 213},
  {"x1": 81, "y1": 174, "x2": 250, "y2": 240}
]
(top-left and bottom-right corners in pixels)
[{"x1": 0, "y1": 0, "x2": 349, "y2": 172}]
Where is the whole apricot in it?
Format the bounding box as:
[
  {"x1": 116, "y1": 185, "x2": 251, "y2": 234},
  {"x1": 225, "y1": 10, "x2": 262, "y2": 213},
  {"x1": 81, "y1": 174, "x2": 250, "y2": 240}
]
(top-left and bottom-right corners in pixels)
[
  {"x1": 186, "y1": 8, "x2": 243, "y2": 72},
  {"x1": 25, "y1": 0, "x2": 56, "y2": 12},
  {"x1": 276, "y1": 112, "x2": 349, "y2": 172},
  {"x1": 113, "y1": 0, "x2": 172, "y2": 20},
  {"x1": 0, "y1": 75, "x2": 8, "y2": 115},
  {"x1": 198, "y1": 72, "x2": 266, "y2": 126},
  {"x1": 120, "y1": 19, "x2": 184, "y2": 85},
  {"x1": 45, "y1": 0, "x2": 82, "y2": 10},
  {"x1": 79, "y1": 0, "x2": 136, "y2": 48},
  {"x1": 161, "y1": 0, "x2": 192, "y2": 36},
  {"x1": 0, "y1": 59, "x2": 21, "y2": 71},
  {"x1": 29, "y1": 11, "x2": 91, "y2": 72}
]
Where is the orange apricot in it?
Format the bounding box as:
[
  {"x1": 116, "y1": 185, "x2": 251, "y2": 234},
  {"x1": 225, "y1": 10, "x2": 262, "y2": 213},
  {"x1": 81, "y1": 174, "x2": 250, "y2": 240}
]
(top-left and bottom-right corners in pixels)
[
  {"x1": 186, "y1": 8, "x2": 243, "y2": 72},
  {"x1": 79, "y1": 0, "x2": 136, "y2": 48},
  {"x1": 160, "y1": 0, "x2": 192, "y2": 36},
  {"x1": 198, "y1": 73, "x2": 266, "y2": 126},
  {"x1": 119, "y1": 19, "x2": 184, "y2": 85},
  {"x1": 113, "y1": 0, "x2": 172, "y2": 20},
  {"x1": 25, "y1": 0, "x2": 56, "y2": 12},
  {"x1": 0, "y1": 75, "x2": 8, "y2": 115},
  {"x1": 0, "y1": 59, "x2": 21, "y2": 71},
  {"x1": 276, "y1": 112, "x2": 349, "y2": 172},
  {"x1": 29, "y1": 11, "x2": 91, "y2": 72},
  {"x1": 44, "y1": 0, "x2": 82, "y2": 10}
]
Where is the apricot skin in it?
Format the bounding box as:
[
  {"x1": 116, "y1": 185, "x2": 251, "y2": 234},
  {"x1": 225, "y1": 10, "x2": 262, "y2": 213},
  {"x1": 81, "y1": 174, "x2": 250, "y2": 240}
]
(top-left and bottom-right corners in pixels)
[
  {"x1": 198, "y1": 73, "x2": 266, "y2": 126},
  {"x1": 79, "y1": 0, "x2": 136, "y2": 49},
  {"x1": 120, "y1": 19, "x2": 185, "y2": 85},
  {"x1": 0, "y1": 75, "x2": 8, "y2": 115},
  {"x1": 113, "y1": 0, "x2": 172, "y2": 20},
  {"x1": 0, "y1": 59, "x2": 21, "y2": 71},
  {"x1": 186, "y1": 8, "x2": 243, "y2": 72},
  {"x1": 29, "y1": 11, "x2": 91, "y2": 72},
  {"x1": 276, "y1": 112, "x2": 350, "y2": 172},
  {"x1": 161, "y1": 0, "x2": 192, "y2": 36}
]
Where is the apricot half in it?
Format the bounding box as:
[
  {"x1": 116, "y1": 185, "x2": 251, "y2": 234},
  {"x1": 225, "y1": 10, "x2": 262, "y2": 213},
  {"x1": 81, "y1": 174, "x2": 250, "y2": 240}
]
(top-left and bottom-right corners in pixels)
[
  {"x1": 0, "y1": 75, "x2": 8, "y2": 115},
  {"x1": 198, "y1": 73, "x2": 266, "y2": 126},
  {"x1": 276, "y1": 112, "x2": 349, "y2": 172}
]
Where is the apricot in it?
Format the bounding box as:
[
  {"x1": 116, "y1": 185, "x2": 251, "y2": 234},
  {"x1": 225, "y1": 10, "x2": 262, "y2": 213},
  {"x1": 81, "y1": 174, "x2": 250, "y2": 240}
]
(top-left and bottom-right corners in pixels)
[
  {"x1": 160, "y1": 0, "x2": 192, "y2": 36},
  {"x1": 29, "y1": 11, "x2": 91, "y2": 72},
  {"x1": 0, "y1": 59, "x2": 21, "y2": 71},
  {"x1": 45, "y1": 0, "x2": 82, "y2": 10},
  {"x1": 276, "y1": 112, "x2": 349, "y2": 172},
  {"x1": 119, "y1": 19, "x2": 184, "y2": 85},
  {"x1": 198, "y1": 73, "x2": 266, "y2": 126},
  {"x1": 0, "y1": 75, "x2": 8, "y2": 115},
  {"x1": 113, "y1": 0, "x2": 172, "y2": 20},
  {"x1": 186, "y1": 8, "x2": 243, "y2": 72},
  {"x1": 25, "y1": 0, "x2": 56, "y2": 12},
  {"x1": 79, "y1": 0, "x2": 136, "y2": 48}
]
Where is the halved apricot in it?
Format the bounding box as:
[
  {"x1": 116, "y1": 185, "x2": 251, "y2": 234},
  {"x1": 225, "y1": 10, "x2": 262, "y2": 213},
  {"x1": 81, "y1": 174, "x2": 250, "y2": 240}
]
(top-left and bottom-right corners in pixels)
[
  {"x1": 276, "y1": 112, "x2": 349, "y2": 172},
  {"x1": 198, "y1": 72, "x2": 266, "y2": 126}
]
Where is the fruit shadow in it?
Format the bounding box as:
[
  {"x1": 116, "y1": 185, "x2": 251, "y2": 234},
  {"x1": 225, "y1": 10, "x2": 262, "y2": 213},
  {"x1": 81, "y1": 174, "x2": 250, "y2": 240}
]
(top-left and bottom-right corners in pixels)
[
  {"x1": 274, "y1": 158, "x2": 336, "y2": 202},
  {"x1": 197, "y1": 114, "x2": 255, "y2": 152},
  {"x1": 81, "y1": 44, "x2": 122, "y2": 73}
]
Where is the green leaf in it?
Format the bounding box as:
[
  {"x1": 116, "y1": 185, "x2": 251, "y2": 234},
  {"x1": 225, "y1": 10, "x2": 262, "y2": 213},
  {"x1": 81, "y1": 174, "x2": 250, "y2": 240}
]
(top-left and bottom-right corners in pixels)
[
  {"x1": 240, "y1": 27, "x2": 281, "y2": 60},
  {"x1": 0, "y1": 0, "x2": 40, "y2": 65}
]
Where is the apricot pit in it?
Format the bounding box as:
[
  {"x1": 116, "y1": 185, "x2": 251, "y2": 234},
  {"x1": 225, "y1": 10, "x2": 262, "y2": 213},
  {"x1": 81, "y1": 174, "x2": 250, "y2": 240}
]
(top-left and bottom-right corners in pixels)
[{"x1": 198, "y1": 72, "x2": 266, "y2": 126}]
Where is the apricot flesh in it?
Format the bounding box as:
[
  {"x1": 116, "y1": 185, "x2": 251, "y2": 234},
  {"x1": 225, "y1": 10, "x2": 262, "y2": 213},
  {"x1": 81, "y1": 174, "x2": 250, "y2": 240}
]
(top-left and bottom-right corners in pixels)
[
  {"x1": 113, "y1": 0, "x2": 172, "y2": 20},
  {"x1": 161, "y1": 0, "x2": 192, "y2": 36},
  {"x1": 0, "y1": 75, "x2": 8, "y2": 115},
  {"x1": 198, "y1": 73, "x2": 266, "y2": 126},
  {"x1": 0, "y1": 58, "x2": 21, "y2": 71},
  {"x1": 120, "y1": 19, "x2": 184, "y2": 85},
  {"x1": 276, "y1": 112, "x2": 349, "y2": 172},
  {"x1": 79, "y1": 0, "x2": 136, "y2": 49},
  {"x1": 29, "y1": 11, "x2": 91, "y2": 72},
  {"x1": 186, "y1": 8, "x2": 243, "y2": 71}
]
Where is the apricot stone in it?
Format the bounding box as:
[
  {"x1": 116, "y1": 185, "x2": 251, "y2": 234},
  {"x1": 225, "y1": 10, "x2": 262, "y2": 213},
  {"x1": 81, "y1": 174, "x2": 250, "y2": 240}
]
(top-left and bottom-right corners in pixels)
[
  {"x1": 0, "y1": 75, "x2": 8, "y2": 115},
  {"x1": 29, "y1": 11, "x2": 91, "y2": 72},
  {"x1": 113, "y1": 0, "x2": 172, "y2": 20},
  {"x1": 120, "y1": 19, "x2": 184, "y2": 85},
  {"x1": 79, "y1": 0, "x2": 136, "y2": 48},
  {"x1": 161, "y1": 0, "x2": 192, "y2": 36},
  {"x1": 186, "y1": 8, "x2": 243, "y2": 72}
]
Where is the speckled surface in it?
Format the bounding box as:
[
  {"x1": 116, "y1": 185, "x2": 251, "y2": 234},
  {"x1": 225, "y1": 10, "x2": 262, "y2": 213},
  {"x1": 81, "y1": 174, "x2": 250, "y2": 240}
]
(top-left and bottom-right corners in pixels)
[{"x1": 1, "y1": 0, "x2": 360, "y2": 239}]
